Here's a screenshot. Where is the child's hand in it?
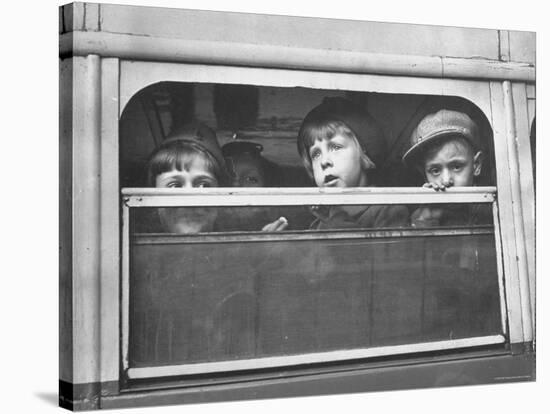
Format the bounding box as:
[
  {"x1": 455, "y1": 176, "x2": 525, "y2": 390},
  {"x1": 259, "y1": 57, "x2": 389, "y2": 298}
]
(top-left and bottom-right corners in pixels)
[
  {"x1": 423, "y1": 182, "x2": 450, "y2": 191},
  {"x1": 261, "y1": 217, "x2": 288, "y2": 232}
]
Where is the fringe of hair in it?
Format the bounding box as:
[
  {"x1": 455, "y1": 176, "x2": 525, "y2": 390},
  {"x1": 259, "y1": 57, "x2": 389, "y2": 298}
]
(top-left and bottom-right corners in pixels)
[{"x1": 147, "y1": 140, "x2": 230, "y2": 186}]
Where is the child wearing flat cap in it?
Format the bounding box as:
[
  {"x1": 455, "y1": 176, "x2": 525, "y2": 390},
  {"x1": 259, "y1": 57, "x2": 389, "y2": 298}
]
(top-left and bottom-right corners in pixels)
[
  {"x1": 403, "y1": 109, "x2": 497, "y2": 334},
  {"x1": 403, "y1": 109, "x2": 491, "y2": 227},
  {"x1": 146, "y1": 121, "x2": 231, "y2": 234},
  {"x1": 297, "y1": 97, "x2": 409, "y2": 230}
]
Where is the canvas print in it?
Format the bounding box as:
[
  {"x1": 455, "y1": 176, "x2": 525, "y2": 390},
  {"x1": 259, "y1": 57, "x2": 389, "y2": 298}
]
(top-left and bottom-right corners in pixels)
[{"x1": 59, "y1": 2, "x2": 536, "y2": 410}]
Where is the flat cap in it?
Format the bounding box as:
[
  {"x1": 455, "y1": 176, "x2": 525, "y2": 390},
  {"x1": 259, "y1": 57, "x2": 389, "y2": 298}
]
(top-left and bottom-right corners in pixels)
[{"x1": 402, "y1": 109, "x2": 480, "y2": 166}]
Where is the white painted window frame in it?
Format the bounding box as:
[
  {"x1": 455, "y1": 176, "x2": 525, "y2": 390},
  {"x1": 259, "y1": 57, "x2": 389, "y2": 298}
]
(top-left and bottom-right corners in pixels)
[
  {"x1": 121, "y1": 187, "x2": 505, "y2": 379},
  {"x1": 113, "y1": 60, "x2": 533, "y2": 381}
]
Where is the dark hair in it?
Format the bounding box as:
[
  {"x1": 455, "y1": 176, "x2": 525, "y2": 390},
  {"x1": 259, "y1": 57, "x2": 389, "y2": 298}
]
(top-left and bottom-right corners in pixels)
[
  {"x1": 255, "y1": 155, "x2": 282, "y2": 187},
  {"x1": 147, "y1": 140, "x2": 230, "y2": 186},
  {"x1": 297, "y1": 120, "x2": 358, "y2": 177}
]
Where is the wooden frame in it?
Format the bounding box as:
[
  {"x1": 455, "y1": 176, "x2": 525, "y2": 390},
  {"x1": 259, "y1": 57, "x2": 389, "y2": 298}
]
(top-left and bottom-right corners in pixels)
[
  {"x1": 62, "y1": 54, "x2": 535, "y2": 407},
  {"x1": 128, "y1": 336, "x2": 506, "y2": 379},
  {"x1": 114, "y1": 66, "x2": 532, "y2": 383},
  {"x1": 59, "y1": 3, "x2": 535, "y2": 409},
  {"x1": 122, "y1": 186, "x2": 497, "y2": 207}
]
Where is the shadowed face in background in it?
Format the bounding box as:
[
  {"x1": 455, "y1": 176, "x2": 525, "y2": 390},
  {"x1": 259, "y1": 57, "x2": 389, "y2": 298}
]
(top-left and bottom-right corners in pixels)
[
  {"x1": 230, "y1": 153, "x2": 267, "y2": 187},
  {"x1": 155, "y1": 155, "x2": 219, "y2": 233}
]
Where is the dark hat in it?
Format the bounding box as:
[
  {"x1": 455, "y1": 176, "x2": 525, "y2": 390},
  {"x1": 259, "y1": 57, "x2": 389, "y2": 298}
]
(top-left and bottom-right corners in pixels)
[
  {"x1": 402, "y1": 109, "x2": 480, "y2": 166},
  {"x1": 298, "y1": 97, "x2": 386, "y2": 167},
  {"x1": 222, "y1": 141, "x2": 264, "y2": 158},
  {"x1": 163, "y1": 121, "x2": 226, "y2": 169}
]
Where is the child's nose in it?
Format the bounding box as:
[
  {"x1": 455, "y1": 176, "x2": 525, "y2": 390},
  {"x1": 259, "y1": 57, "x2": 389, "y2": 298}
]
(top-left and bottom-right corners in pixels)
[
  {"x1": 320, "y1": 152, "x2": 333, "y2": 169},
  {"x1": 441, "y1": 169, "x2": 454, "y2": 186}
]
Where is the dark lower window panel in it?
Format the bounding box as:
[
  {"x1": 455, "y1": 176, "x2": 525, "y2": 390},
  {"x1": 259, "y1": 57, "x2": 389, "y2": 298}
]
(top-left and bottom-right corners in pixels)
[{"x1": 128, "y1": 232, "x2": 502, "y2": 369}]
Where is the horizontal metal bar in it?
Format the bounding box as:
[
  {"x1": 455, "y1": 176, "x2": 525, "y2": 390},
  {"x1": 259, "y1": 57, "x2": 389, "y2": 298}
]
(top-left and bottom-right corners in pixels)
[
  {"x1": 132, "y1": 226, "x2": 494, "y2": 245},
  {"x1": 127, "y1": 335, "x2": 505, "y2": 379},
  {"x1": 59, "y1": 32, "x2": 534, "y2": 82},
  {"x1": 123, "y1": 347, "x2": 512, "y2": 393},
  {"x1": 122, "y1": 187, "x2": 496, "y2": 207},
  {"x1": 122, "y1": 186, "x2": 498, "y2": 196}
]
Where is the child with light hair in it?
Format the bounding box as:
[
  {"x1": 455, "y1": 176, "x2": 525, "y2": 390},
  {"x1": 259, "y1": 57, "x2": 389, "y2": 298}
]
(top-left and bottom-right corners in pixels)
[{"x1": 297, "y1": 97, "x2": 408, "y2": 229}]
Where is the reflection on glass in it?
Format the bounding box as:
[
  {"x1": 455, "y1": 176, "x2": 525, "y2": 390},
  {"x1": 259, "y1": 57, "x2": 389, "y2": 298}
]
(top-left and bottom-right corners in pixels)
[
  {"x1": 128, "y1": 215, "x2": 500, "y2": 368},
  {"x1": 132, "y1": 203, "x2": 492, "y2": 234},
  {"x1": 157, "y1": 207, "x2": 218, "y2": 234},
  {"x1": 132, "y1": 206, "x2": 313, "y2": 233},
  {"x1": 410, "y1": 203, "x2": 493, "y2": 227}
]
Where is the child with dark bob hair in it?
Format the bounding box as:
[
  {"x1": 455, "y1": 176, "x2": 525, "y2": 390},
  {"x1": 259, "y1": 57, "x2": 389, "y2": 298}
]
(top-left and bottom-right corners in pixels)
[{"x1": 147, "y1": 121, "x2": 230, "y2": 234}]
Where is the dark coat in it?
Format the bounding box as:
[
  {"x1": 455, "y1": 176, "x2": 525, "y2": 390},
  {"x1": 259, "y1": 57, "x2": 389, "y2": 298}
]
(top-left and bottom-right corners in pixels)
[{"x1": 309, "y1": 204, "x2": 410, "y2": 230}]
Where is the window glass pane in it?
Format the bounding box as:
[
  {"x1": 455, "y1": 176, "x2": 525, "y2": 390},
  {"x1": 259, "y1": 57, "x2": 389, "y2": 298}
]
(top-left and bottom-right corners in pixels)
[
  {"x1": 132, "y1": 205, "x2": 314, "y2": 233},
  {"x1": 131, "y1": 203, "x2": 493, "y2": 234},
  {"x1": 122, "y1": 81, "x2": 502, "y2": 373},
  {"x1": 128, "y1": 206, "x2": 500, "y2": 369}
]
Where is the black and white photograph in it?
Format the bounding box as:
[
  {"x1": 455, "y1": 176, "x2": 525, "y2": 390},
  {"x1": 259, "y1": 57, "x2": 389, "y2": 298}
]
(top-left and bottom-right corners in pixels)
[{"x1": 2, "y1": 0, "x2": 546, "y2": 413}]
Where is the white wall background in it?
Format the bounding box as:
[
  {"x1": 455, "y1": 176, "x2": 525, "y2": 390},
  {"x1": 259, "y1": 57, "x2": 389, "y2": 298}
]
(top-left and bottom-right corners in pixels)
[{"x1": 1, "y1": 0, "x2": 545, "y2": 413}]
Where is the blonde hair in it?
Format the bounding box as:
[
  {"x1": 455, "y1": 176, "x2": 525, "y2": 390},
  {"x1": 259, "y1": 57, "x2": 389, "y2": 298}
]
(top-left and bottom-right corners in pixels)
[{"x1": 297, "y1": 120, "x2": 375, "y2": 179}]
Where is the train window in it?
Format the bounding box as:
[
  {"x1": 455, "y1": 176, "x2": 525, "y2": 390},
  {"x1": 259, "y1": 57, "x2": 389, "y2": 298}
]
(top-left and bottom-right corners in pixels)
[
  {"x1": 120, "y1": 81, "x2": 505, "y2": 383},
  {"x1": 58, "y1": 4, "x2": 536, "y2": 409},
  {"x1": 125, "y1": 205, "x2": 501, "y2": 376}
]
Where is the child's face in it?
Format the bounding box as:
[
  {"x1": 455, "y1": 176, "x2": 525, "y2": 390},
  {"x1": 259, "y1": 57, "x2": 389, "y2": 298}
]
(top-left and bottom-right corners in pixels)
[
  {"x1": 155, "y1": 156, "x2": 219, "y2": 233},
  {"x1": 230, "y1": 154, "x2": 266, "y2": 187},
  {"x1": 423, "y1": 139, "x2": 482, "y2": 188},
  {"x1": 309, "y1": 134, "x2": 368, "y2": 188},
  {"x1": 155, "y1": 156, "x2": 218, "y2": 189}
]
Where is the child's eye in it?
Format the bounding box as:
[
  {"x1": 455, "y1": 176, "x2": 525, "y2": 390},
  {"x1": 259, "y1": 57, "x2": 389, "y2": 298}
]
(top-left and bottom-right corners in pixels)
[
  {"x1": 329, "y1": 143, "x2": 342, "y2": 151},
  {"x1": 310, "y1": 149, "x2": 321, "y2": 160},
  {"x1": 167, "y1": 181, "x2": 182, "y2": 188},
  {"x1": 428, "y1": 168, "x2": 440, "y2": 176},
  {"x1": 196, "y1": 181, "x2": 212, "y2": 188},
  {"x1": 245, "y1": 176, "x2": 259, "y2": 184},
  {"x1": 452, "y1": 164, "x2": 464, "y2": 172}
]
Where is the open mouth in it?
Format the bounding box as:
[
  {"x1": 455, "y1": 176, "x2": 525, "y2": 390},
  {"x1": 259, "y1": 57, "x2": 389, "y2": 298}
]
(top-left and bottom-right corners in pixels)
[{"x1": 323, "y1": 174, "x2": 338, "y2": 186}]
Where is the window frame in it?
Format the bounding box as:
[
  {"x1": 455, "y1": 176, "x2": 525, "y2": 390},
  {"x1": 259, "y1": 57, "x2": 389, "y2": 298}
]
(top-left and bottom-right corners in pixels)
[
  {"x1": 121, "y1": 186, "x2": 505, "y2": 380},
  {"x1": 109, "y1": 60, "x2": 534, "y2": 387},
  {"x1": 58, "y1": 6, "x2": 536, "y2": 408}
]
